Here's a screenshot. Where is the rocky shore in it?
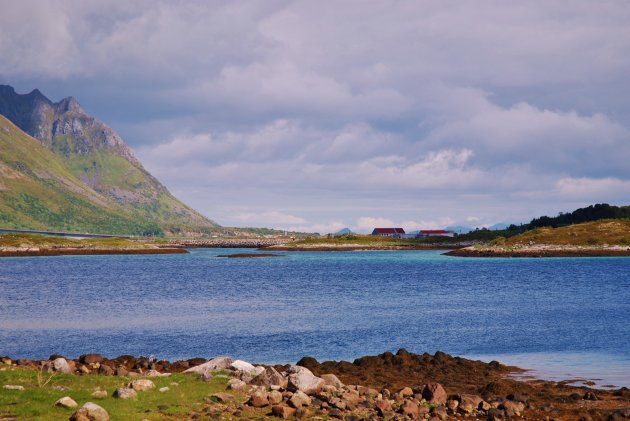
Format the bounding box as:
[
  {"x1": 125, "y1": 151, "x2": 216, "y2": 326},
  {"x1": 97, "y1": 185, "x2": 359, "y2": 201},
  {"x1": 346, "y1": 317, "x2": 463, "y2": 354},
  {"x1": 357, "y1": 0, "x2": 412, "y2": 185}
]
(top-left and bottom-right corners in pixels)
[
  {"x1": 447, "y1": 245, "x2": 630, "y2": 258},
  {"x1": 0, "y1": 245, "x2": 188, "y2": 257},
  {"x1": 265, "y1": 244, "x2": 463, "y2": 252},
  {"x1": 0, "y1": 245, "x2": 187, "y2": 257},
  {"x1": 2, "y1": 350, "x2": 628, "y2": 420},
  {"x1": 168, "y1": 238, "x2": 296, "y2": 248}
]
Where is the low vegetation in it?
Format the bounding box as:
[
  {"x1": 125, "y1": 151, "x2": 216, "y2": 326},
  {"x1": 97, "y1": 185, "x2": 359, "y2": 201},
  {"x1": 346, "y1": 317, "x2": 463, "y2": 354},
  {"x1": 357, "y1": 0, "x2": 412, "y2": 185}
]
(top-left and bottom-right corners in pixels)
[
  {"x1": 494, "y1": 219, "x2": 630, "y2": 247},
  {"x1": 0, "y1": 233, "x2": 145, "y2": 249},
  {"x1": 0, "y1": 366, "x2": 241, "y2": 420}
]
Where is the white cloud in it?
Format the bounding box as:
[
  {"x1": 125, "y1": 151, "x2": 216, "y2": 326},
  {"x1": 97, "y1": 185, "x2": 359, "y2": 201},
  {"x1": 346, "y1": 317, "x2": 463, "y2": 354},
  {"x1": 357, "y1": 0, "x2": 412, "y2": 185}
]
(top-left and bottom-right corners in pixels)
[{"x1": 3, "y1": 0, "x2": 630, "y2": 229}]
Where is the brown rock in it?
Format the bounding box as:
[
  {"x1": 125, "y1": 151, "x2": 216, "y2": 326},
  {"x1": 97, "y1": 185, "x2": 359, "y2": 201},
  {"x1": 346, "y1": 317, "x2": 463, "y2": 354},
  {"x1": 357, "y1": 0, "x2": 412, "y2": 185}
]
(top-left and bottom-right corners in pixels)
[
  {"x1": 115, "y1": 366, "x2": 128, "y2": 376},
  {"x1": 321, "y1": 373, "x2": 344, "y2": 389},
  {"x1": 447, "y1": 399, "x2": 459, "y2": 411},
  {"x1": 401, "y1": 399, "x2": 419, "y2": 417},
  {"x1": 500, "y1": 400, "x2": 525, "y2": 416},
  {"x1": 376, "y1": 399, "x2": 393, "y2": 412},
  {"x1": 98, "y1": 364, "x2": 113, "y2": 376},
  {"x1": 248, "y1": 389, "x2": 269, "y2": 407},
  {"x1": 210, "y1": 392, "x2": 235, "y2": 403},
  {"x1": 459, "y1": 393, "x2": 483, "y2": 414},
  {"x1": 269, "y1": 390, "x2": 283, "y2": 405},
  {"x1": 288, "y1": 390, "x2": 312, "y2": 408},
  {"x1": 272, "y1": 405, "x2": 297, "y2": 419},
  {"x1": 251, "y1": 366, "x2": 288, "y2": 388},
  {"x1": 399, "y1": 386, "x2": 413, "y2": 397},
  {"x1": 422, "y1": 383, "x2": 447, "y2": 405},
  {"x1": 80, "y1": 354, "x2": 104, "y2": 365}
]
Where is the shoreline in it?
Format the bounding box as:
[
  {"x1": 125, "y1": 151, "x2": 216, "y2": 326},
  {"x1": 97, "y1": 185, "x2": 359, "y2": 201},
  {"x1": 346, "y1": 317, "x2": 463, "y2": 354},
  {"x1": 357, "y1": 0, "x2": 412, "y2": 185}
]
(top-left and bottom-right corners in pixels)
[
  {"x1": 263, "y1": 244, "x2": 461, "y2": 252},
  {"x1": 0, "y1": 246, "x2": 187, "y2": 257},
  {"x1": 2, "y1": 350, "x2": 628, "y2": 419},
  {"x1": 446, "y1": 245, "x2": 630, "y2": 258}
]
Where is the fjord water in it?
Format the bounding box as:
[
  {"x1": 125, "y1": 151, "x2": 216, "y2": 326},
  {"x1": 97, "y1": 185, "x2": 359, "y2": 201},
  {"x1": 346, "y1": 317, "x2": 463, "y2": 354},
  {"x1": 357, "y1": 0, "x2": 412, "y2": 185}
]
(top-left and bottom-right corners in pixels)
[{"x1": 1, "y1": 249, "x2": 628, "y2": 387}]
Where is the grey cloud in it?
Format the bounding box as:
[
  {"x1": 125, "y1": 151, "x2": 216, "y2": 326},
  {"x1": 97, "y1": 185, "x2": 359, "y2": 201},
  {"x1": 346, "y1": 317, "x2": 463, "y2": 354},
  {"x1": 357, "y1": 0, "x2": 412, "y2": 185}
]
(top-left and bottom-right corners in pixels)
[{"x1": 2, "y1": 0, "x2": 630, "y2": 230}]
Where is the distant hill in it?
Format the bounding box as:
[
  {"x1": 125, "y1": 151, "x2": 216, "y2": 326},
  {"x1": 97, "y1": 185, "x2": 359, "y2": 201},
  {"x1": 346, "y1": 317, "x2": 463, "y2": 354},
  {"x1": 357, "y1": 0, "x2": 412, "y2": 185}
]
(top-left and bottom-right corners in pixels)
[
  {"x1": 335, "y1": 228, "x2": 353, "y2": 235},
  {"x1": 0, "y1": 85, "x2": 218, "y2": 235},
  {"x1": 501, "y1": 219, "x2": 630, "y2": 246}
]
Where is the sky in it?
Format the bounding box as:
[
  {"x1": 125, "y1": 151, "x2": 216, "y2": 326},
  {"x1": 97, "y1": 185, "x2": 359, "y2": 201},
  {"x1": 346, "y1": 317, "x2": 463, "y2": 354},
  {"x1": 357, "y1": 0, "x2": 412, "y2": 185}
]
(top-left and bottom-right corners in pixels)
[{"x1": 1, "y1": 1, "x2": 629, "y2": 233}]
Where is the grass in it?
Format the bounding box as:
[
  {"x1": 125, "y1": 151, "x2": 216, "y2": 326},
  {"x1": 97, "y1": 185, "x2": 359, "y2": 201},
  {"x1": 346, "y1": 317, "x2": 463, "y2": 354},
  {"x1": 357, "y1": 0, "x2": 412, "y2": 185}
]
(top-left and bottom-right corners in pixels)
[
  {"x1": 0, "y1": 233, "x2": 148, "y2": 249},
  {"x1": 0, "y1": 365, "x2": 240, "y2": 420},
  {"x1": 281, "y1": 233, "x2": 460, "y2": 247},
  {"x1": 498, "y1": 219, "x2": 630, "y2": 247}
]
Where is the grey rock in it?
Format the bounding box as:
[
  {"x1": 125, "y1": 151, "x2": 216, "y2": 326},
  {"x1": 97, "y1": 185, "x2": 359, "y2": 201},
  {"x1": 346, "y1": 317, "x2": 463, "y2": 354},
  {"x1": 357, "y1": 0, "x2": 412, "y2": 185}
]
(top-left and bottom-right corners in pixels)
[
  {"x1": 321, "y1": 373, "x2": 344, "y2": 389},
  {"x1": 70, "y1": 402, "x2": 109, "y2": 421},
  {"x1": 129, "y1": 379, "x2": 155, "y2": 391},
  {"x1": 54, "y1": 396, "x2": 78, "y2": 408},
  {"x1": 250, "y1": 366, "x2": 287, "y2": 388},
  {"x1": 183, "y1": 356, "x2": 232, "y2": 376},
  {"x1": 52, "y1": 357, "x2": 72, "y2": 374},
  {"x1": 3, "y1": 384, "x2": 25, "y2": 390},
  {"x1": 287, "y1": 365, "x2": 325, "y2": 395},
  {"x1": 113, "y1": 387, "x2": 137, "y2": 399},
  {"x1": 288, "y1": 390, "x2": 312, "y2": 408}
]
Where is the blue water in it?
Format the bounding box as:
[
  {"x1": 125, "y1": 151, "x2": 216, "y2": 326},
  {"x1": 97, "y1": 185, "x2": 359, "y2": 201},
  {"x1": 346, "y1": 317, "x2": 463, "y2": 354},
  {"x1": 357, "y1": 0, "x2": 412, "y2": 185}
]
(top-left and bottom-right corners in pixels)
[{"x1": 1, "y1": 249, "x2": 629, "y2": 387}]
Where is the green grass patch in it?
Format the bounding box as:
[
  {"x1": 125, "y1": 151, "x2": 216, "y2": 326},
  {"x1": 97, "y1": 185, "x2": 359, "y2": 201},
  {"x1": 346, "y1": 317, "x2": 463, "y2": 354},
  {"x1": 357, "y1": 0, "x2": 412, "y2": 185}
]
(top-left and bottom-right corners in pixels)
[{"x1": 0, "y1": 366, "x2": 237, "y2": 420}]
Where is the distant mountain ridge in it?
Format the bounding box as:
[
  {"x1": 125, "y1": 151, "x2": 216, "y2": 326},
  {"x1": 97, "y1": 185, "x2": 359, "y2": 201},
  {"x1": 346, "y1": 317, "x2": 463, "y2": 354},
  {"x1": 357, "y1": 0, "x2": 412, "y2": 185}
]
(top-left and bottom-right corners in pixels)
[{"x1": 0, "y1": 85, "x2": 218, "y2": 235}]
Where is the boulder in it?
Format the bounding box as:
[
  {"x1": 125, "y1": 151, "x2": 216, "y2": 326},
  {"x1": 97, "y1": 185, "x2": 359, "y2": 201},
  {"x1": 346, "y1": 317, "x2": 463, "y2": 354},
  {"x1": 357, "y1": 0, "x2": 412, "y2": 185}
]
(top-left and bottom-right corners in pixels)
[
  {"x1": 288, "y1": 390, "x2": 311, "y2": 408},
  {"x1": 422, "y1": 383, "x2": 448, "y2": 404},
  {"x1": 52, "y1": 358, "x2": 72, "y2": 374},
  {"x1": 91, "y1": 389, "x2": 107, "y2": 399},
  {"x1": 69, "y1": 402, "x2": 109, "y2": 421},
  {"x1": 231, "y1": 360, "x2": 264, "y2": 376},
  {"x1": 183, "y1": 356, "x2": 232, "y2": 376},
  {"x1": 80, "y1": 354, "x2": 104, "y2": 365},
  {"x1": 115, "y1": 366, "x2": 128, "y2": 376},
  {"x1": 401, "y1": 399, "x2": 419, "y2": 417},
  {"x1": 227, "y1": 378, "x2": 248, "y2": 392},
  {"x1": 113, "y1": 387, "x2": 137, "y2": 399},
  {"x1": 98, "y1": 365, "x2": 113, "y2": 376},
  {"x1": 320, "y1": 373, "x2": 344, "y2": 389},
  {"x1": 272, "y1": 405, "x2": 297, "y2": 419},
  {"x1": 500, "y1": 400, "x2": 525, "y2": 416},
  {"x1": 250, "y1": 366, "x2": 287, "y2": 388},
  {"x1": 159, "y1": 387, "x2": 169, "y2": 393},
  {"x1": 129, "y1": 379, "x2": 155, "y2": 391},
  {"x1": 459, "y1": 394, "x2": 483, "y2": 414},
  {"x1": 210, "y1": 392, "x2": 235, "y2": 403},
  {"x1": 268, "y1": 390, "x2": 283, "y2": 405},
  {"x1": 144, "y1": 369, "x2": 170, "y2": 377},
  {"x1": 54, "y1": 396, "x2": 78, "y2": 408},
  {"x1": 399, "y1": 386, "x2": 413, "y2": 397},
  {"x1": 286, "y1": 365, "x2": 325, "y2": 395},
  {"x1": 248, "y1": 389, "x2": 269, "y2": 407}
]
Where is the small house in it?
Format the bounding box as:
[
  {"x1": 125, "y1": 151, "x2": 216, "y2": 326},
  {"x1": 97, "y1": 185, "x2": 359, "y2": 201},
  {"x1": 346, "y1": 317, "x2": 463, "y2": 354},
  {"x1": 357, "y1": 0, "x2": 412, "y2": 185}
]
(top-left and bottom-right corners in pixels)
[{"x1": 371, "y1": 228, "x2": 406, "y2": 238}]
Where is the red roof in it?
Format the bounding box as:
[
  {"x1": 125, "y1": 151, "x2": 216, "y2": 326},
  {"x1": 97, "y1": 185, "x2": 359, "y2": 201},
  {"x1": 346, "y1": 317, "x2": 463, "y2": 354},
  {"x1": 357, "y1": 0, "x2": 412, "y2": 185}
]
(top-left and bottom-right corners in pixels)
[
  {"x1": 420, "y1": 230, "x2": 452, "y2": 234},
  {"x1": 372, "y1": 228, "x2": 406, "y2": 234}
]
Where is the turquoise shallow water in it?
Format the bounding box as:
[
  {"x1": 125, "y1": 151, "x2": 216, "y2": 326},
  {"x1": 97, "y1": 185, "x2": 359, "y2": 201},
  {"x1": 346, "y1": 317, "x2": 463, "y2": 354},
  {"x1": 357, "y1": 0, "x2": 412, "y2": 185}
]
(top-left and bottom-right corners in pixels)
[{"x1": 0, "y1": 249, "x2": 628, "y2": 387}]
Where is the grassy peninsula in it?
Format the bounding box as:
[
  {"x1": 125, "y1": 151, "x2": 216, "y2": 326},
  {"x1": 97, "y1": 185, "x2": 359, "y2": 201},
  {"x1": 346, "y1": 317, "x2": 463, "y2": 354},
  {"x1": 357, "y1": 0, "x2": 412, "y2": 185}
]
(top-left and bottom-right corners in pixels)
[
  {"x1": 0, "y1": 233, "x2": 185, "y2": 257},
  {"x1": 447, "y1": 219, "x2": 630, "y2": 257}
]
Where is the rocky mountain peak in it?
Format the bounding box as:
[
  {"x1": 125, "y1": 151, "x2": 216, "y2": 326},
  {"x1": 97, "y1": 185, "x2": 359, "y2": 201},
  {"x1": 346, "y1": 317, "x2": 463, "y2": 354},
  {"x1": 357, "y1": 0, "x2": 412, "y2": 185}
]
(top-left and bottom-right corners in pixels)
[{"x1": 55, "y1": 96, "x2": 83, "y2": 114}]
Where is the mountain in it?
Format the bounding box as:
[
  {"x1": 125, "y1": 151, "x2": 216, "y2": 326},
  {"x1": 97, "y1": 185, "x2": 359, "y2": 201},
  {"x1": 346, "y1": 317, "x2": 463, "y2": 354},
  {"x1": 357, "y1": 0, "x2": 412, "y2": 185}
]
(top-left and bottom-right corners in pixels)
[
  {"x1": 334, "y1": 228, "x2": 353, "y2": 235},
  {"x1": 444, "y1": 225, "x2": 474, "y2": 234},
  {"x1": 0, "y1": 85, "x2": 218, "y2": 235}
]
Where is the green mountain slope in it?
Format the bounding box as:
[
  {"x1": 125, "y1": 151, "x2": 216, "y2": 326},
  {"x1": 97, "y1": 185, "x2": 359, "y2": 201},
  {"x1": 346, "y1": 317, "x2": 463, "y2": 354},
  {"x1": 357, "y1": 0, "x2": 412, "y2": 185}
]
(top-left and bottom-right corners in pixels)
[
  {"x1": 0, "y1": 85, "x2": 218, "y2": 235},
  {"x1": 0, "y1": 115, "x2": 163, "y2": 234}
]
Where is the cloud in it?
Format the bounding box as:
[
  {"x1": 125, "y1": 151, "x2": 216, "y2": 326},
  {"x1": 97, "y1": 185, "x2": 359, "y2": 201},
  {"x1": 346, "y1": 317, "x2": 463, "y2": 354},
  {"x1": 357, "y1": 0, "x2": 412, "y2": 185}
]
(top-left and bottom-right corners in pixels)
[{"x1": 2, "y1": 0, "x2": 630, "y2": 229}]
